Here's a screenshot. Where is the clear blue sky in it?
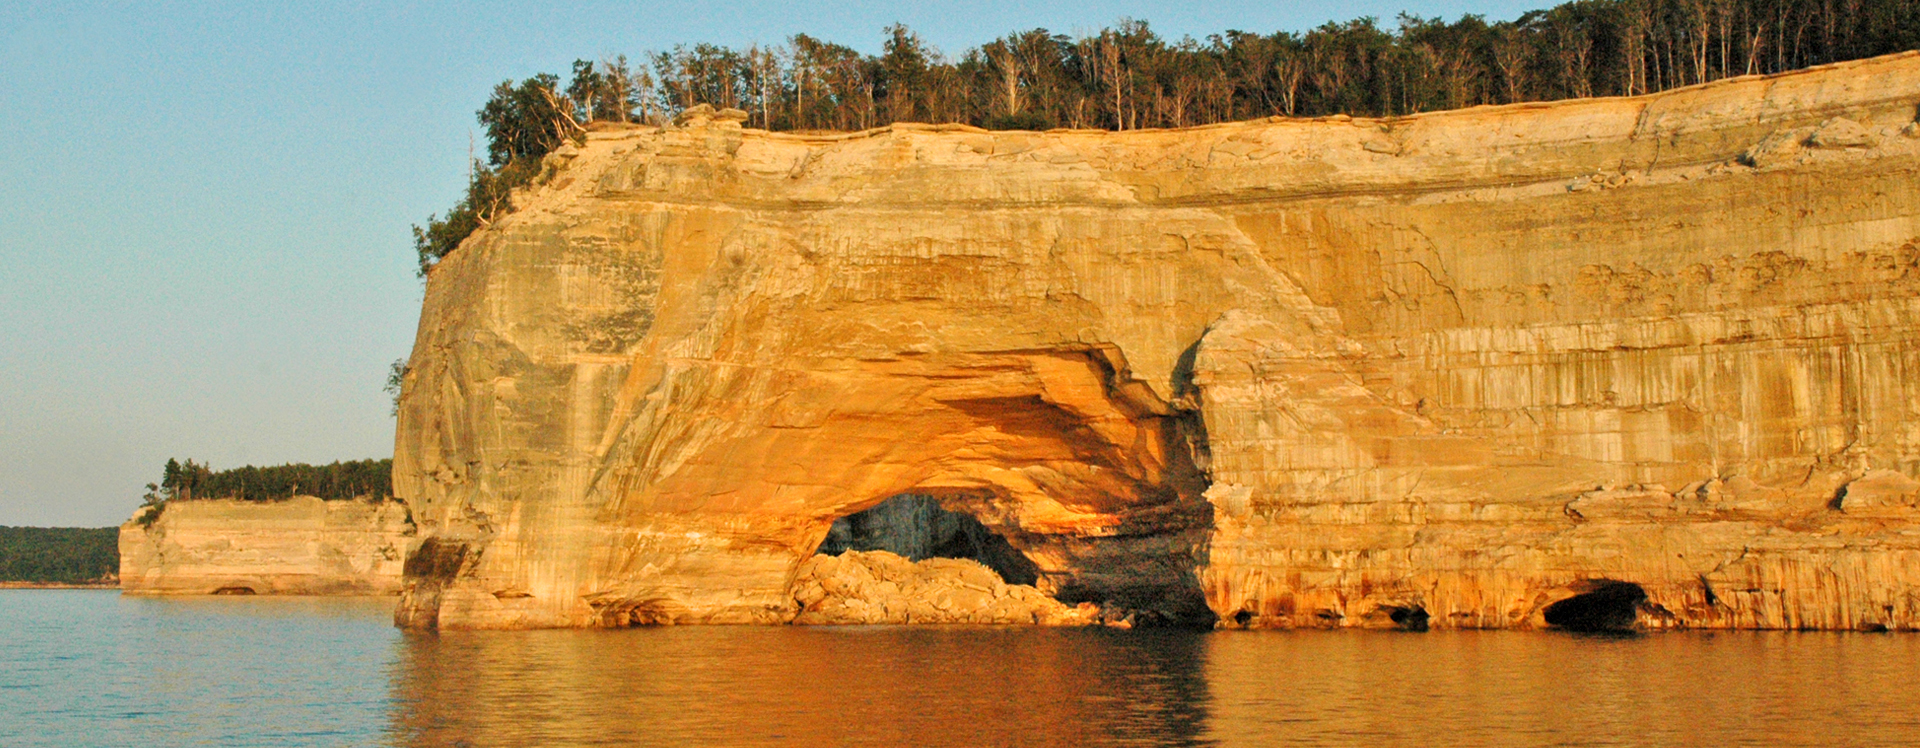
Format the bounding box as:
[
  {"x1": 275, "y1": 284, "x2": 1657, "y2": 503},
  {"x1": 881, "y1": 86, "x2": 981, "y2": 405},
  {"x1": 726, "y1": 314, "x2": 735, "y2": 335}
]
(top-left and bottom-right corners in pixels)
[{"x1": 0, "y1": 0, "x2": 1539, "y2": 527}]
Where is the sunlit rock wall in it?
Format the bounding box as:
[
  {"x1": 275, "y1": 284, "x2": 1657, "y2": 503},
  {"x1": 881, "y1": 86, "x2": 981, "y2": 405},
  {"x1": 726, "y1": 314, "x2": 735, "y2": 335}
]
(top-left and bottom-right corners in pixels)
[
  {"x1": 394, "y1": 52, "x2": 1920, "y2": 630},
  {"x1": 119, "y1": 497, "x2": 415, "y2": 595}
]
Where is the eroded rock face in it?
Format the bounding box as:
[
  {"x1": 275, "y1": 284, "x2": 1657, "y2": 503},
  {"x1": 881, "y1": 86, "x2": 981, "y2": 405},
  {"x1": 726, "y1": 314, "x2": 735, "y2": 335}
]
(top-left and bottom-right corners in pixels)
[
  {"x1": 120, "y1": 497, "x2": 416, "y2": 595},
  {"x1": 395, "y1": 52, "x2": 1920, "y2": 630}
]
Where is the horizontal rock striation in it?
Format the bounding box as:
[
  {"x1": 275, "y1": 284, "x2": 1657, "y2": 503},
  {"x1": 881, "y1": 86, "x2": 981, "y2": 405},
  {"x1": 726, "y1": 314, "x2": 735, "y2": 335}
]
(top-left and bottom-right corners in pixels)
[
  {"x1": 120, "y1": 497, "x2": 416, "y2": 595},
  {"x1": 394, "y1": 53, "x2": 1920, "y2": 630}
]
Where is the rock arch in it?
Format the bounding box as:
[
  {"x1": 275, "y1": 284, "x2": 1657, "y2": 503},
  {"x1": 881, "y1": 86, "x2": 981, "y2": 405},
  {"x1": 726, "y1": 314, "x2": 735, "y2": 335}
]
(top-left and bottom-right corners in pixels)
[{"x1": 589, "y1": 346, "x2": 1220, "y2": 627}]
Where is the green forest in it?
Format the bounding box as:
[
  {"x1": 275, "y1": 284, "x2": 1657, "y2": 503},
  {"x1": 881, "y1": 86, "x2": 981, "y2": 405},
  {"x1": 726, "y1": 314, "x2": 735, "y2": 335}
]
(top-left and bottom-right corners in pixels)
[
  {"x1": 0, "y1": 527, "x2": 118, "y2": 584},
  {"x1": 144, "y1": 458, "x2": 393, "y2": 506},
  {"x1": 413, "y1": 0, "x2": 1920, "y2": 274}
]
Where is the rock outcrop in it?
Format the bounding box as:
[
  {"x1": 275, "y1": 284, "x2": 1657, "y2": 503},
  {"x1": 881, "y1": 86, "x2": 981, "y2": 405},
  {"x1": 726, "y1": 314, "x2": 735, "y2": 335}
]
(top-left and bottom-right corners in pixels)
[
  {"x1": 393, "y1": 52, "x2": 1920, "y2": 630},
  {"x1": 818, "y1": 494, "x2": 1043, "y2": 585},
  {"x1": 785, "y1": 551, "x2": 1099, "y2": 626},
  {"x1": 120, "y1": 497, "x2": 416, "y2": 595}
]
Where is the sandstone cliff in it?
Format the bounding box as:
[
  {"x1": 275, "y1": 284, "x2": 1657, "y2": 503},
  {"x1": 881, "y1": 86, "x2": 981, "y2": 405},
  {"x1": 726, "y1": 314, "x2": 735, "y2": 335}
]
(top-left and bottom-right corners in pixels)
[
  {"x1": 120, "y1": 497, "x2": 415, "y2": 595},
  {"x1": 393, "y1": 52, "x2": 1920, "y2": 630}
]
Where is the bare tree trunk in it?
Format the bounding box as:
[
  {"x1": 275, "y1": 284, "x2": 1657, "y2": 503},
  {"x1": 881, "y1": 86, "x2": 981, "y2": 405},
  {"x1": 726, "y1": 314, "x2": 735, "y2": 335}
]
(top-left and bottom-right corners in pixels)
[
  {"x1": 1622, "y1": 0, "x2": 1651, "y2": 95},
  {"x1": 1746, "y1": 20, "x2": 1769, "y2": 75},
  {"x1": 536, "y1": 85, "x2": 585, "y2": 136},
  {"x1": 1728, "y1": 0, "x2": 1743, "y2": 79},
  {"x1": 1492, "y1": 29, "x2": 1527, "y2": 103},
  {"x1": 1684, "y1": 0, "x2": 1712, "y2": 84},
  {"x1": 1774, "y1": 0, "x2": 1789, "y2": 73},
  {"x1": 1276, "y1": 55, "x2": 1303, "y2": 115},
  {"x1": 1102, "y1": 40, "x2": 1124, "y2": 130},
  {"x1": 1821, "y1": 0, "x2": 1835, "y2": 61},
  {"x1": 795, "y1": 64, "x2": 808, "y2": 130},
  {"x1": 1653, "y1": 25, "x2": 1668, "y2": 91},
  {"x1": 990, "y1": 47, "x2": 1022, "y2": 117},
  {"x1": 1554, "y1": 13, "x2": 1594, "y2": 98}
]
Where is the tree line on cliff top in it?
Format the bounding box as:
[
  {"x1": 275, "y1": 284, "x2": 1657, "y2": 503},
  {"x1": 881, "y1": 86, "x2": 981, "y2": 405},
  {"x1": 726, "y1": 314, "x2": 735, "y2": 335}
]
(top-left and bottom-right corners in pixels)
[
  {"x1": 413, "y1": 0, "x2": 1920, "y2": 274},
  {"x1": 136, "y1": 458, "x2": 394, "y2": 526}
]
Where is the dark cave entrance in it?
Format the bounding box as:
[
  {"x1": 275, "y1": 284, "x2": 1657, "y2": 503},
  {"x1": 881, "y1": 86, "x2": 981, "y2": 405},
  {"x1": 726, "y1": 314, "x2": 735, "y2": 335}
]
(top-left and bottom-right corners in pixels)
[
  {"x1": 1543, "y1": 580, "x2": 1647, "y2": 632},
  {"x1": 814, "y1": 495, "x2": 1042, "y2": 586}
]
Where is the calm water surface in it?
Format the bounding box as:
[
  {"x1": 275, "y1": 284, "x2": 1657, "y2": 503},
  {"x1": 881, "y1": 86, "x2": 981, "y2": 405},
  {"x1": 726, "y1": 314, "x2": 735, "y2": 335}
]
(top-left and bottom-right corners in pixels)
[{"x1": 4, "y1": 590, "x2": 1917, "y2": 746}]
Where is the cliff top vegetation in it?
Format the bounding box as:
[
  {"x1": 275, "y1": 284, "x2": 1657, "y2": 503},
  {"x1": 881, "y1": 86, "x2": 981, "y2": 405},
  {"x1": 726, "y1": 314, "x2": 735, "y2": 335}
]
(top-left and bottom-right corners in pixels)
[
  {"x1": 412, "y1": 0, "x2": 1920, "y2": 274},
  {"x1": 138, "y1": 458, "x2": 393, "y2": 526}
]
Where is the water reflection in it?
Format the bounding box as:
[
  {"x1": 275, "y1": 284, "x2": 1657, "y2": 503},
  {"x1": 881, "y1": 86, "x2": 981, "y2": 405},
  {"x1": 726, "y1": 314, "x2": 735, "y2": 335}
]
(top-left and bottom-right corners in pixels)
[
  {"x1": 386, "y1": 626, "x2": 1920, "y2": 747},
  {"x1": 1201, "y1": 630, "x2": 1920, "y2": 746},
  {"x1": 388, "y1": 627, "x2": 1213, "y2": 747},
  {"x1": 16, "y1": 592, "x2": 1917, "y2": 746}
]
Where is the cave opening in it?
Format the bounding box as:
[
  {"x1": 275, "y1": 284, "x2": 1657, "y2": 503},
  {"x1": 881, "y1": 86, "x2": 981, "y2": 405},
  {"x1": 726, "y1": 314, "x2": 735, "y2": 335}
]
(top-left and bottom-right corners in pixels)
[
  {"x1": 1384, "y1": 604, "x2": 1431, "y2": 632},
  {"x1": 814, "y1": 494, "x2": 1041, "y2": 586},
  {"x1": 1543, "y1": 580, "x2": 1647, "y2": 632}
]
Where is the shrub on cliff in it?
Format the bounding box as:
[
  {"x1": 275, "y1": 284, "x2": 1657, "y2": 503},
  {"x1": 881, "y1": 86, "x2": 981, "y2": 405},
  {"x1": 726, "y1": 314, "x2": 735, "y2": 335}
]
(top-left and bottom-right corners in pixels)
[
  {"x1": 414, "y1": 73, "x2": 587, "y2": 276},
  {"x1": 385, "y1": 358, "x2": 408, "y2": 416},
  {"x1": 411, "y1": 157, "x2": 540, "y2": 276}
]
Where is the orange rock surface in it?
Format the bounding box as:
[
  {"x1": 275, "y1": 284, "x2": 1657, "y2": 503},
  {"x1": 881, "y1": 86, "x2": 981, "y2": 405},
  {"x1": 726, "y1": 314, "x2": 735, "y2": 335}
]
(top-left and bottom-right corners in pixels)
[{"x1": 393, "y1": 53, "x2": 1920, "y2": 630}]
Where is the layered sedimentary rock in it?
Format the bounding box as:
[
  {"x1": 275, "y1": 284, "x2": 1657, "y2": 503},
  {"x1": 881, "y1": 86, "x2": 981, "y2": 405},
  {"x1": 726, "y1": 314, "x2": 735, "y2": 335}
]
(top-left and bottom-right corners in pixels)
[
  {"x1": 394, "y1": 52, "x2": 1920, "y2": 630},
  {"x1": 120, "y1": 497, "x2": 416, "y2": 595}
]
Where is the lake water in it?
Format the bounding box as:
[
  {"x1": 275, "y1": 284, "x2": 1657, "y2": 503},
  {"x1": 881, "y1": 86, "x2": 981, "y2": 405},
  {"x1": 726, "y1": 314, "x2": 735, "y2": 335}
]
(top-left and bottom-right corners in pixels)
[{"x1": 4, "y1": 590, "x2": 1918, "y2": 747}]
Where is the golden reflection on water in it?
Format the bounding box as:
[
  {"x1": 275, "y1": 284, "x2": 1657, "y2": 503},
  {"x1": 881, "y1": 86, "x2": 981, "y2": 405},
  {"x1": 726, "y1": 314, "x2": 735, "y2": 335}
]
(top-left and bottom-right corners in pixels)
[
  {"x1": 388, "y1": 627, "x2": 1210, "y2": 747},
  {"x1": 1199, "y1": 630, "x2": 1920, "y2": 746},
  {"x1": 385, "y1": 626, "x2": 1920, "y2": 747}
]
